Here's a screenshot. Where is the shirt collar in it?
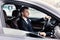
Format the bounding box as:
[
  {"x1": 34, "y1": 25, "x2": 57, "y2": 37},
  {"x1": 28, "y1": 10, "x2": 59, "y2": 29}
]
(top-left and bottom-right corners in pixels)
[{"x1": 22, "y1": 17, "x2": 27, "y2": 21}]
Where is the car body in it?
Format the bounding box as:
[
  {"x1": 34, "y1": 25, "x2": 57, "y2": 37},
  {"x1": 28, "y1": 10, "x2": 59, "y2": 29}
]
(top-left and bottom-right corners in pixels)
[{"x1": 0, "y1": 0, "x2": 60, "y2": 39}]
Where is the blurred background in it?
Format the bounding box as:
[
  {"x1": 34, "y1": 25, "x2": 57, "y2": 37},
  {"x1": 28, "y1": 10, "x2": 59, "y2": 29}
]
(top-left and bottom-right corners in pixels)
[{"x1": 42, "y1": 0, "x2": 60, "y2": 11}]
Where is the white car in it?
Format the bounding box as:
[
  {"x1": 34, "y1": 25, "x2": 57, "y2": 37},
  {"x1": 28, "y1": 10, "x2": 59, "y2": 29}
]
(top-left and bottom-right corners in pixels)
[{"x1": 0, "y1": 0, "x2": 60, "y2": 40}]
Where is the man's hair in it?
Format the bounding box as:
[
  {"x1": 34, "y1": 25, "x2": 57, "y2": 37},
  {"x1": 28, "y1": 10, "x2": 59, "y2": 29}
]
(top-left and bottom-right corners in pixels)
[{"x1": 20, "y1": 7, "x2": 29, "y2": 13}]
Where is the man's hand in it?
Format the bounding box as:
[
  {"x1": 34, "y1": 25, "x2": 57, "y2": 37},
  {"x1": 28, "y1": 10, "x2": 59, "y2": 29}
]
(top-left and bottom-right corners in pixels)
[{"x1": 38, "y1": 32, "x2": 46, "y2": 37}]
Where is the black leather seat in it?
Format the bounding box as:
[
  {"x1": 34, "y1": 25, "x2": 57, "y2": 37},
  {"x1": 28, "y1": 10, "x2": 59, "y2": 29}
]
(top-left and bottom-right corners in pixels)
[{"x1": 11, "y1": 10, "x2": 19, "y2": 29}]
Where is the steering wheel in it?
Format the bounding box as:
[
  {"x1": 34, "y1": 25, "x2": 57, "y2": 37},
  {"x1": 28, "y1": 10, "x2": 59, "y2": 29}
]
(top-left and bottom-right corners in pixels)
[{"x1": 41, "y1": 18, "x2": 54, "y2": 31}]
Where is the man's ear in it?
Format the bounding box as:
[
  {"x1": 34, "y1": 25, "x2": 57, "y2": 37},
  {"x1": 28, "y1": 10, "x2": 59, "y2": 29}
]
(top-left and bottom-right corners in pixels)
[{"x1": 21, "y1": 12, "x2": 24, "y2": 15}]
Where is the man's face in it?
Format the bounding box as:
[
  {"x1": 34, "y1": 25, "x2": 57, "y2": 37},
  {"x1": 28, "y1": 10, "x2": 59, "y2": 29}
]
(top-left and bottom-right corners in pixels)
[{"x1": 22, "y1": 9, "x2": 29, "y2": 18}]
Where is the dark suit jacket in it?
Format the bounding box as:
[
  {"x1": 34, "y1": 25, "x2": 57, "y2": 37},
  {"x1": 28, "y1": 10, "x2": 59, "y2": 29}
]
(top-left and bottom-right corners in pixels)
[
  {"x1": 17, "y1": 17, "x2": 52, "y2": 36},
  {"x1": 17, "y1": 17, "x2": 33, "y2": 32}
]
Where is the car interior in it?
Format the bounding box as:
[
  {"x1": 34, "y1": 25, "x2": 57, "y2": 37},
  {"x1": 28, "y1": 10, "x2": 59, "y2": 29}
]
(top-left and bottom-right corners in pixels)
[{"x1": 2, "y1": 1, "x2": 60, "y2": 38}]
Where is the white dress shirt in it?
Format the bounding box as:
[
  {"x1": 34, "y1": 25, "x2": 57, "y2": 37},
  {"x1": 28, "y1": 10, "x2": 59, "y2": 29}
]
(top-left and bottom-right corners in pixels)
[{"x1": 23, "y1": 17, "x2": 29, "y2": 24}]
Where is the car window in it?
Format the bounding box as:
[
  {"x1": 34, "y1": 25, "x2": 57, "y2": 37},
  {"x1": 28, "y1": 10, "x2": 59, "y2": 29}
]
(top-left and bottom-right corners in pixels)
[
  {"x1": 3, "y1": 4, "x2": 16, "y2": 16},
  {"x1": 29, "y1": 8, "x2": 47, "y2": 18},
  {"x1": 2, "y1": 4, "x2": 57, "y2": 31}
]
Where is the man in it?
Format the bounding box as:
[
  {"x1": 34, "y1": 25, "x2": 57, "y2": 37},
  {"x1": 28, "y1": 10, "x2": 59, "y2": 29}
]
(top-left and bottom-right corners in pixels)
[{"x1": 17, "y1": 7, "x2": 46, "y2": 37}]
